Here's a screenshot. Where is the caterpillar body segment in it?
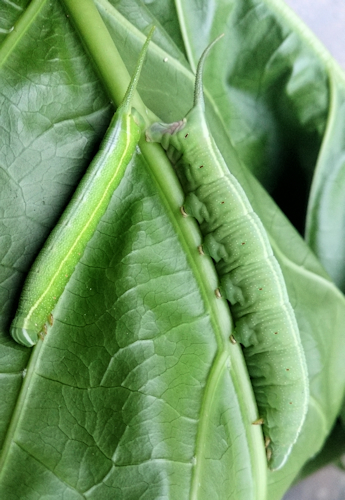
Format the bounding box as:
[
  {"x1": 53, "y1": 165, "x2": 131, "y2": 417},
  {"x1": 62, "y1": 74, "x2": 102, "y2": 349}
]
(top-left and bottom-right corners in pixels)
[{"x1": 146, "y1": 36, "x2": 308, "y2": 470}]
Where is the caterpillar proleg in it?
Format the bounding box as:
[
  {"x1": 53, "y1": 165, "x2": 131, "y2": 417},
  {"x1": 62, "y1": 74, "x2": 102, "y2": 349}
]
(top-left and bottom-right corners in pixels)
[{"x1": 146, "y1": 35, "x2": 309, "y2": 470}]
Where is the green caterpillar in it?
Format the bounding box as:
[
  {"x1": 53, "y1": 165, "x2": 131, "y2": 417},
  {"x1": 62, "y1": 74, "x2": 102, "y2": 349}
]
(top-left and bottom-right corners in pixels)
[
  {"x1": 10, "y1": 28, "x2": 154, "y2": 348},
  {"x1": 146, "y1": 35, "x2": 309, "y2": 470}
]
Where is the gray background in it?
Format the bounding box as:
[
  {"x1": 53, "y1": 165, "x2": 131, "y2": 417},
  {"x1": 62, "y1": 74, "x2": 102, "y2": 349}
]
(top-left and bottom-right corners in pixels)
[{"x1": 285, "y1": 0, "x2": 345, "y2": 69}]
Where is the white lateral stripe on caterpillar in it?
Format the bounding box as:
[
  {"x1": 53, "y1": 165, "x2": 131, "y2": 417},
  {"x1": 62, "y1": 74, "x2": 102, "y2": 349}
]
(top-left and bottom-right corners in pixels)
[
  {"x1": 146, "y1": 34, "x2": 309, "y2": 470},
  {"x1": 22, "y1": 115, "x2": 134, "y2": 330},
  {"x1": 10, "y1": 27, "x2": 155, "y2": 347}
]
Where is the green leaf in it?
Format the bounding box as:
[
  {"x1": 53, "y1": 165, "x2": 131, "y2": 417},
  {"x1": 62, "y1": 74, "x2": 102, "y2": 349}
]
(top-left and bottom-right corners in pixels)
[
  {"x1": 1, "y1": 0, "x2": 345, "y2": 499},
  {"x1": 306, "y1": 73, "x2": 345, "y2": 291}
]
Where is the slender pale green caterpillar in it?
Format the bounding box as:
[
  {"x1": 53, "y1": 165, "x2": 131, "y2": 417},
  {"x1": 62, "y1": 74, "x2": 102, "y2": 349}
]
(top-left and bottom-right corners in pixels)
[
  {"x1": 146, "y1": 35, "x2": 309, "y2": 470},
  {"x1": 10, "y1": 28, "x2": 154, "y2": 348}
]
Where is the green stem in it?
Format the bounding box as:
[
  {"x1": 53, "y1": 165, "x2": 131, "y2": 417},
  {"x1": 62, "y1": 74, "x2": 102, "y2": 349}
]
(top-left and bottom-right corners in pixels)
[
  {"x1": 0, "y1": 0, "x2": 49, "y2": 68},
  {"x1": 60, "y1": 0, "x2": 155, "y2": 122}
]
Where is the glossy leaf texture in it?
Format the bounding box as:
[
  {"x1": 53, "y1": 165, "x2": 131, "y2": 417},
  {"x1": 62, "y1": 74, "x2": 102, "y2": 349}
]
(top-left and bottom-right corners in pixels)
[{"x1": 1, "y1": 0, "x2": 345, "y2": 499}]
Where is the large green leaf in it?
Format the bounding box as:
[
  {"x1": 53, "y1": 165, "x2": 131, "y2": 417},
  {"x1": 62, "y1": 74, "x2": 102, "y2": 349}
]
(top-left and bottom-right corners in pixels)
[{"x1": 1, "y1": 0, "x2": 345, "y2": 499}]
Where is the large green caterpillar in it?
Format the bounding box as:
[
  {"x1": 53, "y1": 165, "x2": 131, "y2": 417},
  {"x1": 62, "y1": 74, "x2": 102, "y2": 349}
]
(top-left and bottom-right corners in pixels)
[
  {"x1": 146, "y1": 36, "x2": 309, "y2": 470},
  {"x1": 10, "y1": 28, "x2": 154, "y2": 348}
]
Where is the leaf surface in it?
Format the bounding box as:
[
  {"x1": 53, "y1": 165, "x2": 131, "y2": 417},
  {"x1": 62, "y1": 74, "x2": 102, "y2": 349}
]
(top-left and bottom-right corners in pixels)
[{"x1": 1, "y1": 0, "x2": 345, "y2": 499}]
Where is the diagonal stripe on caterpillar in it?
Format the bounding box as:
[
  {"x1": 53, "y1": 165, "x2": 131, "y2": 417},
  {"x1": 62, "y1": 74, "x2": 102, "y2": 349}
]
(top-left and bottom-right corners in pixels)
[
  {"x1": 146, "y1": 34, "x2": 309, "y2": 471},
  {"x1": 10, "y1": 27, "x2": 155, "y2": 348}
]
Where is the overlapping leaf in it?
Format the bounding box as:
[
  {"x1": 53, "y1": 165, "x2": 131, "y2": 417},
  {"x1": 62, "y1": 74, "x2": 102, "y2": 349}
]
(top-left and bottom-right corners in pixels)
[{"x1": 1, "y1": 0, "x2": 345, "y2": 499}]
